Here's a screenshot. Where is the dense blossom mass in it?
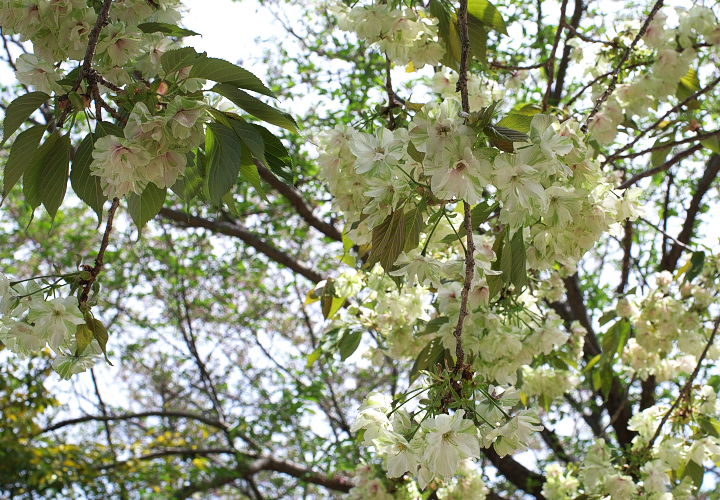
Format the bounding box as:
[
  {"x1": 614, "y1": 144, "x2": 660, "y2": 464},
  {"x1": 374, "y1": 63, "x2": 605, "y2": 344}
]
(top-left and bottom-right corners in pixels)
[{"x1": 0, "y1": 0, "x2": 719, "y2": 498}]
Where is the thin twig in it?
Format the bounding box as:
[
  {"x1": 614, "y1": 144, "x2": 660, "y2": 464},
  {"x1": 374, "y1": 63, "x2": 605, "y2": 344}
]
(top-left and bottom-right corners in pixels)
[
  {"x1": 607, "y1": 74, "x2": 720, "y2": 162},
  {"x1": 582, "y1": 0, "x2": 664, "y2": 132},
  {"x1": 612, "y1": 129, "x2": 720, "y2": 162},
  {"x1": 452, "y1": 0, "x2": 475, "y2": 373},
  {"x1": 542, "y1": 0, "x2": 569, "y2": 110},
  {"x1": 618, "y1": 144, "x2": 702, "y2": 189},
  {"x1": 646, "y1": 316, "x2": 720, "y2": 449},
  {"x1": 79, "y1": 197, "x2": 120, "y2": 306}
]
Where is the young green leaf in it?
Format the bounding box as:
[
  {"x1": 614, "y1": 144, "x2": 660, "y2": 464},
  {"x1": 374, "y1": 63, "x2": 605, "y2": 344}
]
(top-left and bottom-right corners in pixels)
[
  {"x1": 161, "y1": 46, "x2": 201, "y2": 75},
  {"x1": 338, "y1": 331, "x2": 362, "y2": 360},
  {"x1": 468, "y1": 0, "x2": 508, "y2": 35},
  {"x1": 127, "y1": 183, "x2": 167, "y2": 229},
  {"x1": 212, "y1": 84, "x2": 298, "y2": 133},
  {"x1": 38, "y1": 133, "x2": 71, "y2": 219},
  {"x1": 137, "y1": 22, "x2": 200, "y2": 37},
  {"x1": 1, "y1": 91, "x2": 50, "y2": 146},
  {"x1": 23, "y1": 131, "x2": 61, "y2": 209},
  {"x1": 368, "y1": 209, "x2": 407, "y2": 272},
  {"x1": 71, "y1": 134, "x2": 108, "y2": 222},
  {"x1": 3, "y1": 124, "x2": 45, "y2": 196},
  {"x1": 190, "y1": 58, "x2": 274, "y2": 97}
]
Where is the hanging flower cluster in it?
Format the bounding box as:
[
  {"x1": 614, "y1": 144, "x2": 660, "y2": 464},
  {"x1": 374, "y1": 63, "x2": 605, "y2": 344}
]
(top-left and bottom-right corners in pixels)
[
  {"x1": 0, "y1": 273, "x2": 103, "y2": 379},
  {"x1": 330, "y1": 1, "x2": 445, "y2": 68},
  {"x1": 589, "y1": 5, "x2": 720, "y2": 144}
]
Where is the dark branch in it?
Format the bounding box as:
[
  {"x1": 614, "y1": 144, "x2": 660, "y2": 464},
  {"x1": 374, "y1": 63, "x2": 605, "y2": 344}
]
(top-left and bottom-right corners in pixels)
[
  {"x1": 159, "y1": 207, "x2": 324, "y2": 283},
  {"x1": 254, "y1": 161, "x2": 342, "y2": 242}
]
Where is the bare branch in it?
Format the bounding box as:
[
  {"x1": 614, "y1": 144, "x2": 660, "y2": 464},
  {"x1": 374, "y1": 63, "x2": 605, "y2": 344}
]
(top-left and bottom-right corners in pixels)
[
  {"x1": 255, "y1": 161, "x2": 342, "y2": 242},
  {"x1": 159, "y1": 207, "x2": 325, "y2": 283},
  {"x1": 582, "y1": 0, "x2": 664, "y2": 132}
]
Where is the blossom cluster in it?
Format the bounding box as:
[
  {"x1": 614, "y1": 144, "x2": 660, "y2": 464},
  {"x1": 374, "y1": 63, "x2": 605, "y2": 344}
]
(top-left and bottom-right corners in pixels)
[
  {"x1": 589, "y1": 5, "x2": 720, "y2": 144},
  {"x1": 329, "y1": 1, "x2": 444, "y2": 68},
  {"x1": 0, "y1": 0, "x2": 212, "y2": 198},
  {"x1": 618, "y1": 260, "x2": 720, "y2": 382},
  {"x1": 91, "y1": 97, "x2": 207, "y2": 197},
  {"x1": 350, "y1": 391, "x2": 543, "y2": 490},
  {"x1": 0, "y1": 274, "x2": 102, "y2": 379}
]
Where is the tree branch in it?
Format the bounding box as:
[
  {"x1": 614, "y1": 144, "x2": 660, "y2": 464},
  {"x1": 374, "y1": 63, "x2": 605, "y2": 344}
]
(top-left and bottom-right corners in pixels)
[
  {"x1": 254, "y1": 161, "x2": 342, "y2": 242},
  {"x1": 582, "y1": 0, "x2": 664, "y2": 131},
  {"x1": 483, "y1": 448, "x2": 545, "y2": 499},
  {"x1": 661, "y1": 154, "x2": 720, "y2": 271},
  {"x1": 159, "y1": 207, "x2": 324, "y2": 283}
]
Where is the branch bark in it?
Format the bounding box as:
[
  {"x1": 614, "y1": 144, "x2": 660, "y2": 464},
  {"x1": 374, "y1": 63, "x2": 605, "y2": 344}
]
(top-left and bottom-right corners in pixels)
[
  {"x1": 159, "y1": 207, "x2": 324, "y2": 283},
  {"x1": 254, "y1": 161, "x2": 342, "y2": 242}
]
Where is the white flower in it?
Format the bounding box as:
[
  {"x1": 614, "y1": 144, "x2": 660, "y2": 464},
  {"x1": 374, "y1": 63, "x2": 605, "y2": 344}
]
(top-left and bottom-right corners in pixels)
[
  {"x1": 15, "y1": 54, "x2": 62, "y2": 94},
  {"x1": 350, "y1": 128, "x2": 404, "y2": 175},
  {"x1": 428, "y1": 140, "x2": 489, "y2": 203},
  {"x1": 0, "y1": 320, "x2": 46, "y2": 355},
  {"x1": 53, "y1": 340, "x2": 103, "y2": 379},
  {"x1": 27, "y1": 297, "x2": 84, "y2": 349},
  {"x1": 485, "y1": 411, "x2": 542, "y2": 456},
  {"x1": 421, "y1": 410, "x2": 480, "y2": 479},
  {"x1": 390, "y1": 250, "x2": 443, "y2": 288},
  {"x1": 90, "y1": 135, "x2": 152, "y2": 197},
  {"x1": 493, "y1": 152, "x2": 546, "y2": 212}
]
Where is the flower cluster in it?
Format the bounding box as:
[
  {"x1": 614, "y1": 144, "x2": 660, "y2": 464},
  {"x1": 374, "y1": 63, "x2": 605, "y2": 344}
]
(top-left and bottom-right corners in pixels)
[
  {"x1": 91, "y1": 97, "x2": 206, "y2": 197},
  {"x1": 0, "y1": 0, "x2": 213, "y2": 198},
  {"x1": 330, "y1": 2, "x2": 444, "y2": 68},
  {"x1": 0, "y1": 274, "x2": 102, "y2": 379},
  {"x1": 589, "y1": 5, "x2": 720, "y2": 144},
  {"x1": 618, "y1": 262, "x2": 720, "y2": 382}
]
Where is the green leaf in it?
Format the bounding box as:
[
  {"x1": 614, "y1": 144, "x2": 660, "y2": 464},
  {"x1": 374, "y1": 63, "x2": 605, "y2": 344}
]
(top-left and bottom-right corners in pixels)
[
  {"x1": 701, "y1": 135, "x2": 720, "y2": 154},
  {"x1": 467, "y1": 16, "x2": 488, "y2": 64},
  {"x1": 697, "y1": 416, "x2": 720, "y2": 438},
  {"x1": 468, "y1": 0, "x2": 508, "y2": 35},
  {"x1": 682, "y1": 460, "x2": 704, "y2": 489},
  {"x1": 602, "y1": 319, "x2": 631, "y2": 358},
  {"x1": 686, "y1": 251, "x2": 705, "y2": 283},
  {"x1": 88, "y1": 317, "x2": 112, "y2": 364},
  {"x1": 421, "y1": 316, "x2": 449, "y2": 336},
  {"x1": 497, "y1": 113, "x2": 534, "y2": 133},
  {"x1": 205, "y1": 122, "x2": 244, "y2": 203},
  {"x1": 71, "y1": 134, "x2": 107, "y2": 222},
  {"x1": 403, "y1": 204, "x2": 425, "y2": 252},
  {"x1": 161, "y1": 47, "x2": 201, "y2": 75},
  {"x1": 599, "y1": 310, "x2": 617, "y2": 326},
  {"x1": 484, "y1": 124, "x2": 529, "y2": 152},
  {"x1": 239, "y1": 162, "x2": 265, "y2": 199},
  {"x1": 1, "y1": 91, "x2": 50, "y2": 146},
  {"x1": 252, "y1": 124, "x2": 293, "y2": 182},
  {"x1": 137, "y1": 22, "x2": 199, "y2": 37},
  {"x1": 38, "y1": 134, "x2": 71, "y2": 219},
  {"x1": 410, "y1": 338, "x2": 444, "y2": 382},
  {"x1": 338, "y1": 331, "x2": 362, "y2": 360},
  {"x1": 509, "y1": 228, "x2": 527, "y2": 290},
  {"x1": 582, "y1": 354, "x2": 602, "y2": 373},
  {"x1": 677, "y1": 68, "x2": 700, "y2": 101},
  {"x1": 229, "y1": 118, "x2": 266, "y2": 162},
  {"x1": 126, "y1": 183, "x2": 167, "y2": 229},
  {"x1": 75, "y1": 323, "x2": 94, "y2": 356},
  {"x1": 368, "y1": 209, "x2": 407, "y2": 272},
  {"x1": 23, "y1": 132, "x2": 61, "y2": 209},
  {"x1": 306, "y1": 347, "x2": 322, "y2": 368},
  {"x1": 650, "y1": 140, "x2": 672, "y2": 167},
  {"x1": 212, "y1": 84, "x2": 298, "y2": 133},
  {"x1": 429, "y1": 0, "x2": 461, "y2": 69},
  {"x1": 3, "y1": 124, "x2": 45, "y2": 196},
  {"x1": 95, "y1": 120, "x2": 124, "y2": 138},
  {"x1": 191, "y1": 59, "x2": 274, "y2": 97}
]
